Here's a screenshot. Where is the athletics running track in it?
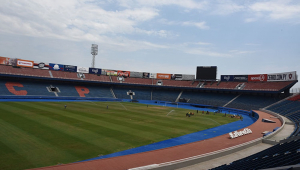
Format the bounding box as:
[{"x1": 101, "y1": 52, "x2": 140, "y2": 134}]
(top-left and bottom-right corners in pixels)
[{"x1": 30, "y1": 105, "x2": 281, "y2": 170}]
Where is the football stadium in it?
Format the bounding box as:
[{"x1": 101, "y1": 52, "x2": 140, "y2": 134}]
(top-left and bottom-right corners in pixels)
[
  {"x1": 0, "y1": 56, "x2": 299, "y2": 170},
  {"x1": 1, "y1": 1, "x2": 300, "y2": 170}
]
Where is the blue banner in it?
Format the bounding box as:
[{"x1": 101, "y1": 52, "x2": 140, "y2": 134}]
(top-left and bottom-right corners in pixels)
[
  {"x1": 64, "y1": 65, "x2": 77, "y2": 72},
  {"x1": 49, "y1": 63, "x2": 64, "y2": 71},
  {"x1": 89, "y1": 68, "x2": 101, "y2": 74},
  {"x1": 221, "y1": 75, "x2": 234, "y2": 82}
]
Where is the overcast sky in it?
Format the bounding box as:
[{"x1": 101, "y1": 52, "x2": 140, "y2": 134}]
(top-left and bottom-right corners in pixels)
[{"x1": 0, "y1": 0, "x2": 299, "y2": 89}]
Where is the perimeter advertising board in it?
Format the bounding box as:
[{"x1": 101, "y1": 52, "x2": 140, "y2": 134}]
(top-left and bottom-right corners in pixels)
[
  {"x1": 143, "y1": 72, "x2": 150, "y2": 78},
  {"x1": 33, "y1": 61, "x2": 50, "y2": 69},
  {"x1": 171, "y1": 74, "x2": 195, "y2": 80},
  {"x1": 130, "y1": 72, "x2": 143, "y2": 78},
  {"x1": 49, "y1": 63, "x2": 64, "y2": 71},
  {"x1": 182, "y1": 74, "x2": 195, "y2": 80},
  {"x1": 77, "y1": 67, "x2": 89, "y2": 73},
  {"x1": 0, "y1": 57, "x2": 17, "y2": 66},
  {"x1": 157, "y1": 73, "x2": 171, "y2": 80},
  {"x1": 117, "y1": 71, "x2": 130, "y2": 77},
  {"x1": 171, "y1": 74, "x2": 182, "y2": 80},
  {"x1": 89, "y1": 68, "x2": 101, "y2": 74},
  {"x1": 64, "y1": 65, "x2": 77, "y2": 72},
  {"x1": 101, "y1": 69, "x2": 107, "y2": 75},
  {"x1": 106, "y1": 70, "x2": 117, "y2": 76},
  {"x1": 0, "y1": 56, "x2": 8, "y2": 65},
  {"x1": 221, "y1": 75, "x2": 234, "y2": 82},
  {"x1": 149, "y1": 73, "x2": 157, "y2": 79},
  {"x1": 248, "y1": 74, "x2": 267, "y2": 82},
  {"x1": 267, "y1": 71, "x2": 297, "y2": 81},
  {"x1": 16, "y1": 59, "x2": 34, "y2": 68},
  {"x1": 233, "y1": 75, "x2": 248, "y2": 82}
]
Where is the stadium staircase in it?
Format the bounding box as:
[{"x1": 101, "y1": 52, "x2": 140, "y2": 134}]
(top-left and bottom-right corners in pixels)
[
  {"x1": 110, "y1": 87, "x2": 116, "y2": 98},
  {"x1": 223, "y1": 94, "x2": 241, "y2": 107},
  {"x1": 175, "y1": 91, "x2": 183, "y2": 102}
]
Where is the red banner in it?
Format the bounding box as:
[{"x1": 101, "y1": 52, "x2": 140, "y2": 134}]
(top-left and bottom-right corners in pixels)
[
  {"x1": 248, "y1": 74, "x2": 267, "y2": 82},
  {"x1": 157, "y1": 73, "x2": 171, "y2": 80},
  {"x1": 117, "y1": 71, "x2": 130, "y2": 77}
]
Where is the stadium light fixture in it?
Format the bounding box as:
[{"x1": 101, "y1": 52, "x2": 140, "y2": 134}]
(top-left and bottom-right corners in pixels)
[{"x1": 91, "y1": 44, "x2": 98, "y2": 68}]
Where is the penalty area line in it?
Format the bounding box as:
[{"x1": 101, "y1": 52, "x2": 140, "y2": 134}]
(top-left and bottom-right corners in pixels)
[{"x1": 166, "y1": 110, "x2": 175, "y2": 116}]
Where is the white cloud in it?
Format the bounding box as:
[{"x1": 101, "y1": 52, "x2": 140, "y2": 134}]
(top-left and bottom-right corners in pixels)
[
  {"x1": 245, "y1": 43, "x2": 261, "y2": 46},
  {"x1": 117, "y1": 0, "x2": 208, "y2": 10},
  {"x1": 0, "y1": 1, "x2": 159, "y2": 38},
  {"x1": 159, "y1": 19, "x2": 210, "y2": 30},
  {"x1": 210, "y1": 0, "x2": 245, "y2": 15},
  {"x1": 229, "y1": 50, "x2": 255, "y2": 55},
  {"x1": 245, "y1": 18, "x2": 257, "y2": 23},
  {"x1": 249, "y1": 0, "x2": 300, "y2": 21},
  {"x1": 185, "y1": 48, "x2": 231, "y2": 57},
  {"x1": 195, "y1": 42, "x2": 212, "y2": 46},
  {"x1": 182, "y1": 21, "x2": 210, "y2": 30},
  {"x1": 0, "y1": 0, "x2": 173, "y2": 51}
]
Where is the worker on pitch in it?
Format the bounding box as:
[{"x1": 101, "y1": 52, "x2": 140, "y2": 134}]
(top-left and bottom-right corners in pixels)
[{"x1": 64, "y1": 105, "x2": 67, "y2": 109}]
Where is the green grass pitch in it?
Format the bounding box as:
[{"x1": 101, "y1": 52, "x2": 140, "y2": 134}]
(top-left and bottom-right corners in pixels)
[{"x1": 0, "y1": 101, "x2": 237, "y2": 170}]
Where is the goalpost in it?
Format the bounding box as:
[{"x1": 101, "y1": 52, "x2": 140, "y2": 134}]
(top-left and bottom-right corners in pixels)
[{"x1": 164, "y1": 102, "x2": 178, "y2": 108}]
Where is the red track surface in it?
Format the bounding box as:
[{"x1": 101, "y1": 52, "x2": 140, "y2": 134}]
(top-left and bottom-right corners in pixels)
[{"x1": 31, "y1": 110, "x2": 281, "y2": 170}]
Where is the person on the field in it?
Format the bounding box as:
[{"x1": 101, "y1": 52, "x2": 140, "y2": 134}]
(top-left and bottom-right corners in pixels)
[{"x1": 64, "y1": 105, "x2": 67, "y2": 109}]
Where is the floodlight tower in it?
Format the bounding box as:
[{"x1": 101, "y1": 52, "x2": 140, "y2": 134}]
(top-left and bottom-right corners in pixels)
[{"x1": 91, "y1": 44, "x2": 98, "y2": 68}]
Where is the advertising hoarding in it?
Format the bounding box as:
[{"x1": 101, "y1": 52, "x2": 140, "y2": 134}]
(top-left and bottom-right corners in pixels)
[
  {"x1": 143, "y1": 72, "x2": 150, "y2": 78},
  {"x1": 233, "y1": 75, "x2": 248, "y2": 82},
  {"x1": 149, "y1": 73, "x2": 157, "y2": 79},
  {"x1": 64, "y1": 65, "x2": 77, "y2": 72},
  {"x1": 106, "y1": 70, "x2": 117, "y2": 76},
  {"x1": 182, "y1": 74, "x2": 195, "y2": 80},
  {"x1": 117, "y1": 71, "x2": 130, "y2": 77},
  {"x1": 0, "y1": 56, "x2": 8, "y2": 65},
  {"x1": 0, "y1": 57, "x2": 17, "y2": 66},
  {"x1": 89, "y1": 68, "x2": 101, "y2": 74},
  {"x1": 49, "y1": 63, "x2": 64, "y2": 71},
  {"x1": 101, "y1": 69, "x2": 107, "y2": 75},
  {"x1": 267, "y1": 71, "x2": 297, "y2": 81},
  {"x1": 157, "y1": 73, "x2": 171, "y2": 80},
  {"x1": 16, "y1": 59, "x2": 34, "y2": 68},
  {"x1": 130, "y1": 72, "x2": 143, "y2": 78},
  {"x1": 33, "y1": 61, "x2": 50, "y2": 69},
  {"x1": 248, "y1": 74, "x2": 267, "y2": 82},
  {"x1": 171, "y1": 74, "x2": 182, "y2": 80},
  {"x1": 221, "y1": 75, "x2": 234, "y2": 82},
  {"x1": 77, "y1": 67, "x2": 89, "y2": 73}
]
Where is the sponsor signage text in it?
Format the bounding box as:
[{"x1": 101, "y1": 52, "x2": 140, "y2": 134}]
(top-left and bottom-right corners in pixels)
[
  {"x1": 157, "y1": 73, "x2": 171, "y2": 80},
  {"x1": 64, "y1": 65, "x2": 77, "y2": 72},
  {"x1": 233, "y1": 75, "x2": 248, "y2": 82},
  {"x1": 229, "y1": 128, "x2": 252, "y2": 139},
  {"x1": 248, "y1": 74, "x2": 267, "y2": 82},
  {"x1": 221, "y1": 75, "x2": 234, "y2": 82},
  {"x1": 17, "y1": 59, "x2": 34, "y2": 68},
  {"x1": 89, "y1": 68, "x2": 101, "y2": 74},
  {"x1": 267, "y1": 71, "x2": 297, "y2": 81}
]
